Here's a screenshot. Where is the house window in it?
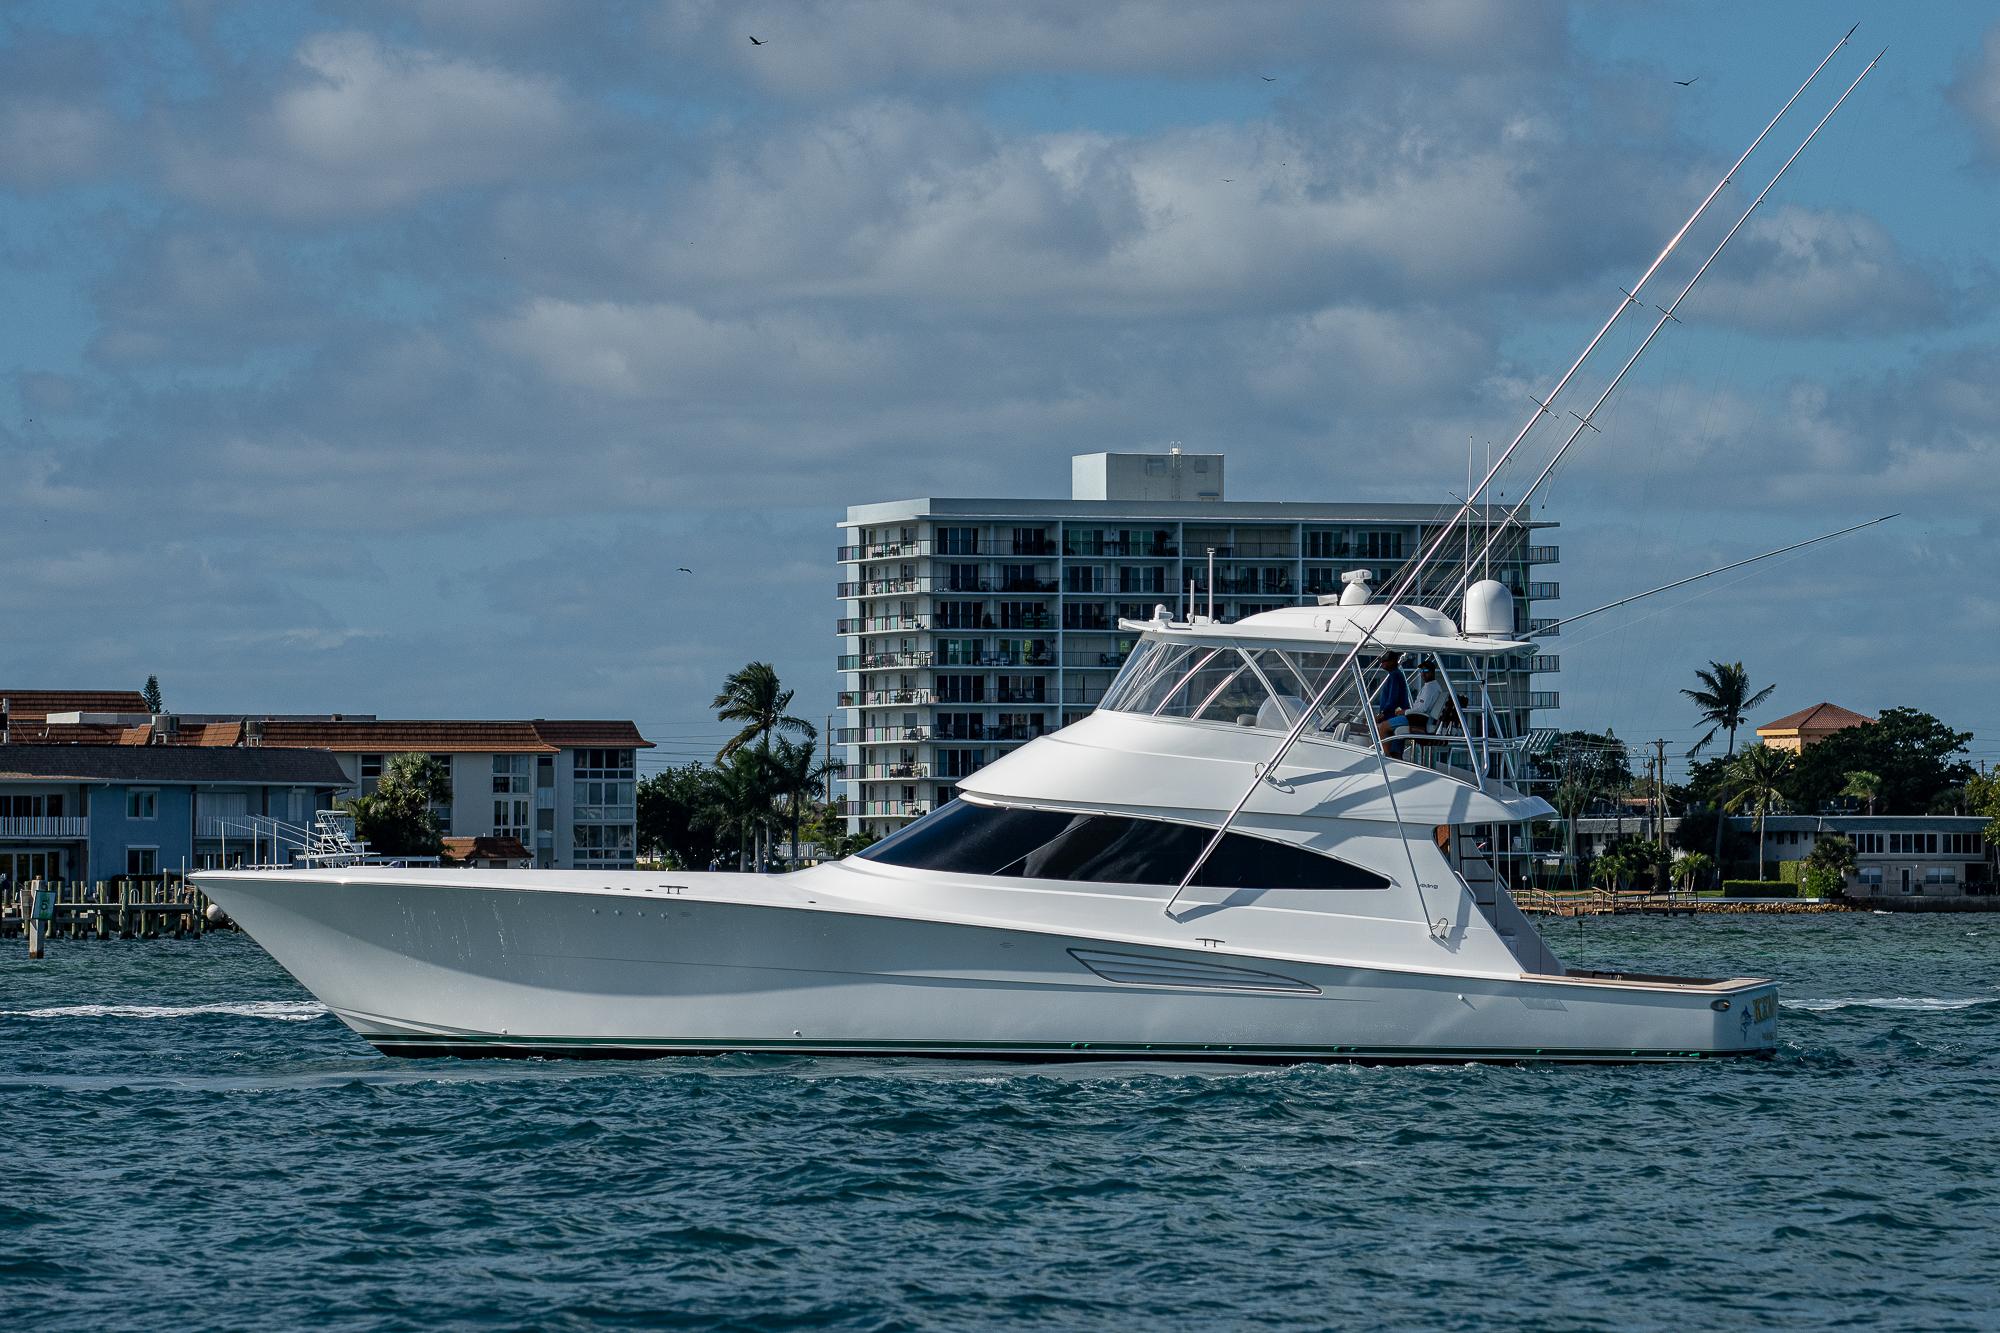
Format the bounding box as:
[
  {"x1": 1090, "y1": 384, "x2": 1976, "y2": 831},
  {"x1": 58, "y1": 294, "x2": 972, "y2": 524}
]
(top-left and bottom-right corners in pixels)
[
  {"x1": 359, "y1": 754, "x2": 384, "y2": 796},
  {"x1": 493, "y1": 754, "x2": 530, "y2": 794},
  {"x1": 126, "y1": 847, "x2": 158, "y2": 877},
  {"x1": 126, "y1": 789, "x2": 158, "y2": 820},
  {"x1": 494, "y1": 798, "x2": 530, "y2": 840}
]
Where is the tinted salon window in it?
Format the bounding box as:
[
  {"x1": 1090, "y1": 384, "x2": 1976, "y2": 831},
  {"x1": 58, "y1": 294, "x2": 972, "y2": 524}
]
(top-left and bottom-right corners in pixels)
[{"x1": 859, "y1": 800, "x2": 1388, "y2": 890}]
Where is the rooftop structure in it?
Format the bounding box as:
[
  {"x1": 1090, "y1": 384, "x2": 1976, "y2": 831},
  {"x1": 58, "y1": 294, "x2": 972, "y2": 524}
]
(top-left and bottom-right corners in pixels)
[
  {"x1": 1754, "y1": 702, "x2": 1875, "y2": 753},
  {"x1": 838, "y1": 452, "x2": 1559, "y2": 836}
]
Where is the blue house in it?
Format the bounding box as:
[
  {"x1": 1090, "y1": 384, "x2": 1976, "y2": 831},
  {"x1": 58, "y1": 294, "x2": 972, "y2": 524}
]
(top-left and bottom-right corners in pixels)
[{"x1": 0, "y1": 745, "x2": 349, "y2": 885}]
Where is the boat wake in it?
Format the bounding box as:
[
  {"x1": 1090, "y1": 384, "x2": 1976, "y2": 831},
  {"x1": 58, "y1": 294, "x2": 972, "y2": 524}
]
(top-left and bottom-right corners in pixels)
[
  {"x1": 1783, "y1": 997, "x2": 1998, "y2": 1013},
  {"x1": 0, "y1": 1000, "x2": 329, "y2": 1022}
]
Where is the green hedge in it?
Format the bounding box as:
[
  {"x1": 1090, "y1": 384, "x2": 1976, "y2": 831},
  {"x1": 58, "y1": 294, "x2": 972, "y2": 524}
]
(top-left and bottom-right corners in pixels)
[
  {"x1": 1722, "y1": 879, "x2": 1798, "y2": 898},
  {"x1": 1776, "y1": 860, "x2": 1804, "y2": 886}
]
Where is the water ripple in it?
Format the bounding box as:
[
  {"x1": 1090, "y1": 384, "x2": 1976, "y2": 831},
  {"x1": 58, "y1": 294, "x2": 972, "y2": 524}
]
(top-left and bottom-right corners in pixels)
[{"x1": 3, "y1": 920, "x2": 1998, "y2": 1331}]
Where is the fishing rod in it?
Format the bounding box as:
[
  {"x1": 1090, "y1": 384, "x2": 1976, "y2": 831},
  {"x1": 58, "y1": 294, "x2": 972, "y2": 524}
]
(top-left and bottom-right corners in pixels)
[
  {"x1": 1162, "y1": 27, "x2": 1866, "y2": 920},
  {"x1": 1528, "y1": 513, "x2": 1898, "y2": 638},
  {"x1": 1466, "y1": 44, "x2": 1884, "y2": 583}
]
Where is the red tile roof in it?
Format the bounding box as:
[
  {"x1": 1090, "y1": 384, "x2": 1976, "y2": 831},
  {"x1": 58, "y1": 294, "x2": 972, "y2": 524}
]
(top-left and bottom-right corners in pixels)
[
  {"x1": 1756, "y1": 702, "x2": 1875, "y2": 734},
  {"x1": 0, "y1": 690, "x2": 150, "y2": 724},
  {"x1": 527, "y1": 720, "x2": 653, "y2": 749},
  {"x1": 253, "y1": 719, "x2": 651, "y2": 753}
]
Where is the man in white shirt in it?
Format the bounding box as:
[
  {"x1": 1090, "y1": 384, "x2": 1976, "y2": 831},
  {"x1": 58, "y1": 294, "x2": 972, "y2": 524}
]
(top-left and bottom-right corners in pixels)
[{"x1": 1407, "y1": 660, "x2": 1446, "y2": 734}]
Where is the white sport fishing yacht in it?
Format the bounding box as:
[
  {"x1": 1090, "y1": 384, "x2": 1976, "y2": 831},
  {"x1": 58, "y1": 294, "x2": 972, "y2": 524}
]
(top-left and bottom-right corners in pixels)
[
  {"x1": 195, "y1": 29, "x2": 1884, "y2": 1064},
  {"x1": 198, "y1": 578, "x2": 1777, "y2": 1063}
]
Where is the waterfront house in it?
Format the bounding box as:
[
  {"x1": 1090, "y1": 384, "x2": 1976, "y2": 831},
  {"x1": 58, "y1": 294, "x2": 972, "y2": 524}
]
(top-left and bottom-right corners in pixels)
[
  {"x1": 1573, "y1": 813, "x2": 1994, "y2": 904},
  {"x1": 1753, "y1": 702, "x2": 1874, "y2": 753},
  {"x1": 24, "y1": 708, "x2": 650, "y2": 871},
  {"x1": 0, "y1": 744, "x2": 349, "y2": 884}
]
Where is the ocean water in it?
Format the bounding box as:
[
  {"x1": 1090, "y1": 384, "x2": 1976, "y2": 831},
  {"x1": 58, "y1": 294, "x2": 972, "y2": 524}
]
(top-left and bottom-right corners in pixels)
[{"x1": 4, "y1": 915, "x2": 1997, "y2": 1332}]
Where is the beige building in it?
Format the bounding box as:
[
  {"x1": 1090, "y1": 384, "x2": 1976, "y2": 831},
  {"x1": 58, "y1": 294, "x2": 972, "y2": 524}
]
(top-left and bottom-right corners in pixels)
[{"x1": 1753, "y1": 701, "x2": 1873, "y2": 753}]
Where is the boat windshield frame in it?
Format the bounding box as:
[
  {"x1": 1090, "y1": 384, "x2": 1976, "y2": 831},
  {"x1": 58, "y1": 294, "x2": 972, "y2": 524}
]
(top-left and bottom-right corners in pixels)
[{"x1": 1098, "y1": 630, "x2": 1526, "y2": 793}]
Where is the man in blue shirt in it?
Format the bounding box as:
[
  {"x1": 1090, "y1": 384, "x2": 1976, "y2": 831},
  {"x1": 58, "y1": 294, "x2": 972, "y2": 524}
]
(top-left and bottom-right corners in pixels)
[{"x1": 1372, "y1": 651, "x2": 1410, "y2": 757}]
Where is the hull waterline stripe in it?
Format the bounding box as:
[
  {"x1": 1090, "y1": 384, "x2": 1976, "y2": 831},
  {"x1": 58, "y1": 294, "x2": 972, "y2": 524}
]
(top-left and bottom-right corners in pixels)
[{"x1": 360, "y1": 1033, "x2": 1772, "y2": 1065}]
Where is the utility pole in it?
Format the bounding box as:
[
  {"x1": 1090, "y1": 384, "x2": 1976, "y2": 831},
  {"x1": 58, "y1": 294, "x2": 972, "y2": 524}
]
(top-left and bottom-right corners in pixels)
[{"x1": 1652, "y1": 738, "x2": 1670, "y2": 893}]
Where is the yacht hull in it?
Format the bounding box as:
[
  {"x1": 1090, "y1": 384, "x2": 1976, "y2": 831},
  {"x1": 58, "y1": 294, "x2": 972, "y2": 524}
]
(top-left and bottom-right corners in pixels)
[{"x1": 198, "y1": 871, "x2": 1777, "y2": 1064}]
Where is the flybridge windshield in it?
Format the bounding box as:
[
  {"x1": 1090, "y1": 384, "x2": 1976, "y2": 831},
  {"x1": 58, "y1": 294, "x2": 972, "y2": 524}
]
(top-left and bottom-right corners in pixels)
[
  {"x1": 857, "y1": 800, "x2": 1390, "y2": 890},
  {"x1": 1099, "y1": 640, "x2": 1366, "y2": 730}
]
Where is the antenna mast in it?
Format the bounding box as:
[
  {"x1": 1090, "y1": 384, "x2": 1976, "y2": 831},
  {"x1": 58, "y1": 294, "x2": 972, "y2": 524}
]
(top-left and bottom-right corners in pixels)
[
  {"x1": 1163, "y1": 27, "x2": 1867, "y2": 918},
  {"x1": 1469, "y1": 46, "x2": 1884, "y2": 575}
]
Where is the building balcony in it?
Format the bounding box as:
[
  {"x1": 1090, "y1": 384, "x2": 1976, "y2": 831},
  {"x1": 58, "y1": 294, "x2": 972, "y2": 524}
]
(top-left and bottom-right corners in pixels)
[
  {"x1": 989, "y1": 724, "x2": 1048, "y2": 743},
  {"x1": 846, "y1": 800, "x2": 932, "y2": 818},
  {"x1": 1529, "y1": 691, "x2": 1560, "y2": 709},
  {"x1": 996, "y1": 689, "x2": 1047, "y2": 705},
  {"x1": 0, "y1": 816, "x2": 89, "y2": 839},
  {"x1": 857, "y1": 763, "x2": 930, "y2": 780},
  {"x1": 1526, "y1": 545, "x2": 1560, "y2": 565},
  {"x1": 1528, "y1": 617, "x2": 1560, "y2": 637},
  {"x1": 837, "y1": 541, "x2": 930, "y2": 562},
  {"x1": 1067, "y1": 541, "x2": 1179, "y2": 558},
  {"x1": 1526, "y1": 582, "x2": 1560, "y2": 600},
  {"x1": 1010, "y1": 538, "x2": 1058, "y2": 556},
  {"x1": 843, "y1": 725, "x2": 933, "y2": 743},
  {"x1": 837, "y1": 578, "x2": 930, "y2": 598},
  {"x1": 839, "y1": 689, "x2": 935, "y2": 708},
  {"x1": 997, "y1": 579, "x2": 1059, "y2": 594},
  {"x1": 998, "y1": 614, "x2": 1055, "y2": 630},
  {"x1": 838, "y1": 651, "x2": 935, "y2": 671},
  {"x1": 837, "y1": 615, "x2": 928, "y2": 635},
  {"x1": 1530, "y1": 654, "x2": 1560, "y2": 673}
]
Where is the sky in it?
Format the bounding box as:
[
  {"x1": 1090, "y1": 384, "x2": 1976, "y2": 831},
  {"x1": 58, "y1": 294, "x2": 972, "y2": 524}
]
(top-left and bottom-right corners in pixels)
[{"x1": 1, "y1": 0, "x2": 1997, "y2": 779}]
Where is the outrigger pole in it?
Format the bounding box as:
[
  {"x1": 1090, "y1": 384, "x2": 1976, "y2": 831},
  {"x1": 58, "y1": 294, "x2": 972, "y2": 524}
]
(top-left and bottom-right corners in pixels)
[
  {"x1": 1465, "y1": 46, "x2": 1884, "y2": 578},
  {"x1": 1164, "y1": 26, "x2": 1867, "y2": 921},
  {"x1": 1526, "y1": 513, "x2": 1899, "y2": 638}
]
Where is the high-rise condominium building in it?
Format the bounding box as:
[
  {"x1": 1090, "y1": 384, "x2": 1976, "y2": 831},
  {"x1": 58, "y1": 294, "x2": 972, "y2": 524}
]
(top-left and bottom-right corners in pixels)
[{"x1": 837, "y1": 451, "x2": 1559, "y2": 836}]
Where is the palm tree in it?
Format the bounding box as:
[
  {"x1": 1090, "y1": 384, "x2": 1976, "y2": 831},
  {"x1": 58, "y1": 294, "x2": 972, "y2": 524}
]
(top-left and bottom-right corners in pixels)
[
  {"x1": 1841, "y1": 769, "x2": 1882, "y2": 816},
  {"x1": 1683, "y1": 661, "x2": 1776, "y2": 758},
  {"x1": 1552, "y1": 777, "x2": 1599, "y2": 890},
  {"x1": 713, "y1": 662, "x2": 815, "y2": 762},
  {"x1": 701, "y1": 750, "x2": 779, "y2": 870},
  {"x1": 763, "y1": 735, "x2": 832, "y2": 866},
  {"x1": 1684, "y1": 660, "x2": 1776, "y2": 870},
  {"x1": 1676, "y1": 851, "x2": 1715, "y2": 895},
  {"x1": 1722, "y1": 745, "x2": 1793, "y2": 880}
]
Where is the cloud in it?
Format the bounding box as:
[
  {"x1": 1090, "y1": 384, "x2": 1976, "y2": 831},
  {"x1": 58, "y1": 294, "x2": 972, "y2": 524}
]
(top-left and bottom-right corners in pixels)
[
  {"x1": 1679, "y1": 206, "x2": 1954, "y2": 336},
  {"x1": 89, "y1": 230, "x2": 320, "y2": 365},
  {"x1": 162, "y1": 31, "x2": 587, "y2": 219},
  {"x1": 0, "y1": 95, "x2": 115, "y2": 188},
  {"x1": 654, "y1": 0, "x2": 1563, "y2": 99},
  {"x1": 1949, "y1": 22, "x2": 2000, "y2": 164}
]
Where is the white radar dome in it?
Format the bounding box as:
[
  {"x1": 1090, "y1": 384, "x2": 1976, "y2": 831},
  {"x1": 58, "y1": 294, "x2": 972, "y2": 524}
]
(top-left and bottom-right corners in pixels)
[
  {"x1": 1336, "y1": 569, "x2": 1374, "y2": 606},
  {"x1": 1462, "y1": 579, "x2": 1515, "y2": 637}
]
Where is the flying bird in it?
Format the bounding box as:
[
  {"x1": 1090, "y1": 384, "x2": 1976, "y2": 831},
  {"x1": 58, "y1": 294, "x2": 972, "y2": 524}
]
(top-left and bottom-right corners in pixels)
[
  {"x1": 748, "y1": 35, "x2": 764, "y2": 45},
  {"x1": 1221, "y1": 178, "x2": 1234, "y2": 183},
  {"x1": 1674, "y1": 76, "x2": 1698, "y2": 86},
  {"x1": 1260, "y1": 75, "x2": 1276, "y2": 82},
  {"x1": 677, "y1": 567, "x2": 694, "y2": 574}
]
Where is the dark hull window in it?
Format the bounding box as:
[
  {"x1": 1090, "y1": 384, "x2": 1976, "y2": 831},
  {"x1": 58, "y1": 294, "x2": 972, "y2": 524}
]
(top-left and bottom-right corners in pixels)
[{"x1": 859, "y1": 800, "x2": 1388, "y2": 890}]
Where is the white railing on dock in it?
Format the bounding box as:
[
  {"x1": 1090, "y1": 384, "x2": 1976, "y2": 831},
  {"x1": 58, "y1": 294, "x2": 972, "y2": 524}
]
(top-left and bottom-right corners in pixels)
[{"x1": 0, "y1": 816, "x2": 89, "y2": 838}]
